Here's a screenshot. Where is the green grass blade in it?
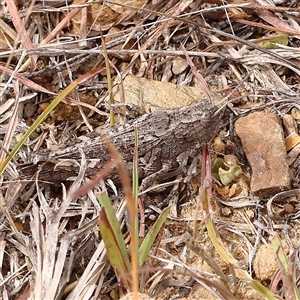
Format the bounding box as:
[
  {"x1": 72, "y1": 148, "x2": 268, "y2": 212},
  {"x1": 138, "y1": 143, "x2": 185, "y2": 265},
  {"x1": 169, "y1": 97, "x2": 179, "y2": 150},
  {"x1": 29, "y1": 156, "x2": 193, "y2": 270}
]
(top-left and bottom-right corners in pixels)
[
  {"x1": 97, "y1": 192, "x2": 131, "y2": 286},
  {"x1": 271, "y1": 234, "x2": 300, "y2": 300},
  {"x1": 138, "y1": 206, "x2": 170, "y2": 266},
  {"x1": 250, "y1": 281, "x2": 282, "y2": 300}
]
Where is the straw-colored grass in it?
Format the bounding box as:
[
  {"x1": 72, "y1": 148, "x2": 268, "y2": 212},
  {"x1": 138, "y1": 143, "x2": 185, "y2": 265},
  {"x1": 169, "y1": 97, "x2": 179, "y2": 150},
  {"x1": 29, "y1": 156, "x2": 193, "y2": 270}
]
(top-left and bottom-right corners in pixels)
[{"x1": 1, "y1": 1, "x2": 300, "y2": 299}]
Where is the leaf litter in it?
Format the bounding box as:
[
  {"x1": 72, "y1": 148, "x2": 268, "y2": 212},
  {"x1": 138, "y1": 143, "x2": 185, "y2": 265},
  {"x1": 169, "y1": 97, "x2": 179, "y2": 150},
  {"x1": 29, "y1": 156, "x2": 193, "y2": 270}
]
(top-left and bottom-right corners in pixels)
[{"x1": 1, "y1": 0, "x2": 300, "y2": 299}]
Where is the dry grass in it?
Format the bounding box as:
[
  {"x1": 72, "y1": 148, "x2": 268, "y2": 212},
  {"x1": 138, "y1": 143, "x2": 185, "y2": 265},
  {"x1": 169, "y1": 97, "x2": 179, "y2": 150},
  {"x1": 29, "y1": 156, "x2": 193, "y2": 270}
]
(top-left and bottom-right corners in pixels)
[{"x1": 1, "y1": 0, "x2": 300, "y2": 299}]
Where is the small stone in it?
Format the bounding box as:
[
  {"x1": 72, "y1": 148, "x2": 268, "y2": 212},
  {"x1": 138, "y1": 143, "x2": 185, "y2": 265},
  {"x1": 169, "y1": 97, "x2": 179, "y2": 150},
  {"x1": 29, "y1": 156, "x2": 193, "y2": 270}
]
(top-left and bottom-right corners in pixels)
[
  {"x1": 25, "y1": 102, "x2": 37, "y2": 117},
  {"x1": 172, "y1": 57, "x2": 189, "y2": 75},
  {"x1": 235, "y1": 112, "x2": 290, "y2": 198},
  {"x1": 253, "y1": 244, "x2": 278, "y2": 281},
  {"x1": 213, "y1": 136, "x2": 226, "y2": 152},
  {"x1": 291, "y1": 107, "x2": 300, "y2": 120},
  {"x1": 113, "y1": 74, "x2": 221, "y2": 112},
  {"x1": 220, "y1": 206, "x2": 232, "y2": 217},
  {"x1": 277, "y1": 203, "x2": 294, "y2": 217},
  {"x1": 283, "y1": 203, "x2": 294, "y2": 213}
]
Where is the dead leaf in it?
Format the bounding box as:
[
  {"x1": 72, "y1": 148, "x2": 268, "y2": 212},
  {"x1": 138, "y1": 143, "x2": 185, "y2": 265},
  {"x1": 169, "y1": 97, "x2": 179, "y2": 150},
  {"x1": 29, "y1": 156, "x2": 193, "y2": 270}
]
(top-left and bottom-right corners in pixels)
[{"x1": 212, "y1": 156, "x2": 242, "y2": 186}]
